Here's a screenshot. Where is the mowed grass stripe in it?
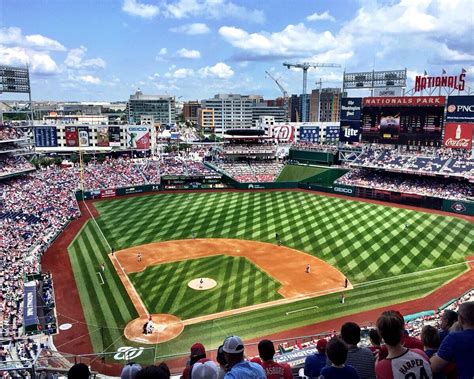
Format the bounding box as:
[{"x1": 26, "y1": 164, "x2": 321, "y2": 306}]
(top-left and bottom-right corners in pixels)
[
  {"x1": 129, "y1": 255, "x2": 283, "y2": 319},
  {"x1": 71, "y1": 192, "x2": 473, "y2": 355}
]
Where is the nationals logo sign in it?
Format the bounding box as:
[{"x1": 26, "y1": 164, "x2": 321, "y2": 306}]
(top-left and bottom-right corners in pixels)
[
  {"x1": 443, "y1": 122, "x2": 473, "y2": 149},
  {"x1": 271, "y1": 124, "x2": 295, "y2": 143}
]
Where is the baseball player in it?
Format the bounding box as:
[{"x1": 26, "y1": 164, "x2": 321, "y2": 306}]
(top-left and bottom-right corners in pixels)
[
  {"x1": 199, "y1": 278, "x2": 204, "y2": 288},
  {"x1": 101, "y1": 263, "x2": 105, "y2": 272},
  {"x1": 137, "y1": 252, "x2": 142, "y2": 262},
  {"x1": 306, "y1": 264, "x2": 311, "y2": 274}
]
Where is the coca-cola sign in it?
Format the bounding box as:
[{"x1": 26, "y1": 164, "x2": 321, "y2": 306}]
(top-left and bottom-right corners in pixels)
[{"x1": 443, "y1": 122, "x2": 473, "y2": 149}]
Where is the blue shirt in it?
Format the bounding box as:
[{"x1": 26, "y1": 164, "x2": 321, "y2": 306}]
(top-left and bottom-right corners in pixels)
[
  {"x1": 304, "y1": 353, "x2": 327, "y2": 378},
  {"x1": 437, "y1": 329, "x2": 474, "y2": 379},
  {"x1": 320, "y1": 365, "x2": 360, "y2": 379},
  {"x1": 224, "y1": 360, "x2": 266, "y2": 379}
]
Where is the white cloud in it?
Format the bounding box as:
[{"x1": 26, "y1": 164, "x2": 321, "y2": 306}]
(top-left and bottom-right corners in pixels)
[
  {"x1": 0, "y1": 45, "x2": 59, "y2": 74},
  {"x1": 64, "y1": 46, "x2": 106, "y2": 68},
  {"x1": 199, "y1": 62, "x2": 234, "y2": 79},
  {"x1": 219, "y1": 24, "x2": 336, "y2": 57},
  {"x1": 122, "y1": 0, "x2": 159, "y2": 18},
  {"x1": 165, "y1": 67, "x2": 194, "y2": 78},
  {"x1": 176, "y1": 48, "x2": 201, "y2": 59},
  {"x1": 306, "y1": 11, "x2": 335, "y2": 22},
  {"x1": 77, "y1": 75, "x2": 102, "y2": 84},
  {"x1": 170, "y1": 23, "x2": 210, "y2": 35},
  {"x1": 163, "y1": 0, "x2": 265, "y2": 23},
  {"x1": 158, "y1": 48, "x2": 167, "y2": 55},
  {"x1": 0, "y1": 27, "x2": 65, "y2": 51}
]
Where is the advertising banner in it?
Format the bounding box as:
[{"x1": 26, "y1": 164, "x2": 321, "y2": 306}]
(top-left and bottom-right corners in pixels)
[
  {"x1": 373, "y1": 87, "x2": 402, "y2": 97},
  {"x1": 109, "y1": 126, "x2": 121, "y2": 147},
  {"x1": 96, "y1": 125, "x2": 109, "y2": 147},
  {"x1": 100, "y1": 189, "x2": 116, "y2": 198},
  {"x1": 65, "y1": 126, "x2": 78, "y2": 147},
  {"x1": 363, "y1": 96, "x2": 445, "y2": 107},
  {"x1": 324, "y1": 125, "x2": 340, "y2": 142},
  {"x1": 23, "y1": 282, "x2": 37, "y2": 326},
  {"x1": 340, "y1": 98, "x2": 362, "y2": 120},
  {"x1": 446, "y1": 96, "x2": 474, "y2": 122},
  {"x1": 127, "y1": 126, "x2": 150, "y2": 149},
  {"x1": 339, "y1": 121, "x2": 361, "y2": 143},
  {"x1": 299, "y1": 126, "x2": 320, "y2": 143},
  {"x1": 34, "y1": 126, "x2": 58, "y2": 147},
  {"x1": 78, "y1": 126, "x2": 90, "y2": 147},
  {"x1": 443, "y1": 122, "x2": 473, "y2": 149},
  {"x1": 271, "y1": 124, "x2": 295, "y2": 143}
]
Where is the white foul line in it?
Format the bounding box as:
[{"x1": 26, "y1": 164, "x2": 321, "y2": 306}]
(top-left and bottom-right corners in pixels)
[{"x1": 286, "y1": 305, "x2": 319, "y2": 315}]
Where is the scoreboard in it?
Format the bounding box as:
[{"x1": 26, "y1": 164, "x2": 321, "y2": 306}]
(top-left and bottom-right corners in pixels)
[
  {"x1": 361, "y1": 96, "x2": 445, "y2": 146},
  {"x1": 161, "y1": 175, "x2": 222, "y2": 189},
  {"x1": 34, "y1": 126, "x2": 58, "y2": 147}
]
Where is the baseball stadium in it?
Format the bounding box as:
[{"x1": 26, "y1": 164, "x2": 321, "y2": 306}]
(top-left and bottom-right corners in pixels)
[{"x1": 1, "y1": 67, "x2": 474, "y2": 377}]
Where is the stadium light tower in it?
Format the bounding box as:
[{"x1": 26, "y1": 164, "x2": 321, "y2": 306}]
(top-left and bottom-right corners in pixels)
[{"x1": 283, "y1": 62, "x2": 341, "y2": 122}]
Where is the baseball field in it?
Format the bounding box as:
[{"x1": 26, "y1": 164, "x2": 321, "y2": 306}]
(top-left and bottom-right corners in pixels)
[{"x1": 67, "y1": 190, "x2": 473, "y2": 358}]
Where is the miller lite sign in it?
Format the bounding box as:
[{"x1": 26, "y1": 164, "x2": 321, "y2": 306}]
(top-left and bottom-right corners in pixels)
[
  {"x1": 339, "y1": 121, "x2": 361, "y2": 143},
  {"x1": 443, "y1": 122, "x2": 473, "y2": 149}
]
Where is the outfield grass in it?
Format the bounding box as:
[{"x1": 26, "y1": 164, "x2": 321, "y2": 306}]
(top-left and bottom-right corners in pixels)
[
  {"x1": 129, "y1": 255, "x2": 282, "y2": 319},
  {"x1": 67, "y1": 191, "x2": 473, "y2": 356},
  {"x1": 276, "y1": 165, "x2": 328, "y2": 182}
]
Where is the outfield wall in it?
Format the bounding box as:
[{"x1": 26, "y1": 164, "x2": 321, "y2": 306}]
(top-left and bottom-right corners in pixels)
[{"x1": 75, "y1": 180, "x2": 473, "y2": 216}]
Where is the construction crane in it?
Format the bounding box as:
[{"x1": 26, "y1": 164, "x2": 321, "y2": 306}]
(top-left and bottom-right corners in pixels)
[
  {"x1": 283, "y1": 62, "x2": 341, "y2": 122},
  {"x1": 265, "y1": 70, "x2": 289, "y2": 121}
]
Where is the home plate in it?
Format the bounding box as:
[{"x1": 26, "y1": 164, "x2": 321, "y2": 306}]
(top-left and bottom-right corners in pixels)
[{"x1": 188, "y1": 278, "x2": 217, "y2": 290}]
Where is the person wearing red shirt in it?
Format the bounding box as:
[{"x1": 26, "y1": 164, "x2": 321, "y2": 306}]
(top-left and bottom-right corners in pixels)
[{"x1": 258, "y1": 339, "x2": 292, "y2": 379}]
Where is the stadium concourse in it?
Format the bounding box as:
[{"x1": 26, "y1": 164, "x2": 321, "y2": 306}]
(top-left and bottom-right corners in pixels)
[{"x1": 0, "y1": 142, "x2": 473, "y2": 377}]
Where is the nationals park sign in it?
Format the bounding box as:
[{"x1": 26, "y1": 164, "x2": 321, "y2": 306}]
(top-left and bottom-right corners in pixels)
[{"x1": 415, "y1": 71, "x2": 466, "y2": 93}]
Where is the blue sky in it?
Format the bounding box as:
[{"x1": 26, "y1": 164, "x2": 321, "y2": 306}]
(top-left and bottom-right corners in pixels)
[{"x1": 1, "y1": 0, "x2": 473, "y2": 101}]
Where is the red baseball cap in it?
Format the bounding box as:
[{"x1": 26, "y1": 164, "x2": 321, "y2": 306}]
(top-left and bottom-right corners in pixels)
[
  {"x1": 190, "y1": 343, "x2": 206, "y2": 357},
  {"x1": 316, "y1": 338, "x2": 327, "y2": 350}
]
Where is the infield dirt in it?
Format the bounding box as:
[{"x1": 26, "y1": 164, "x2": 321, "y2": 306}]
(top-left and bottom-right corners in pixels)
[{"x1": 114, "y1": 239, "x2": 349, "y2": 343}]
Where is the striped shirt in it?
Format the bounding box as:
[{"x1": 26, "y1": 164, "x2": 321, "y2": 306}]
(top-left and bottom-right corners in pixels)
[{"x1": 345, "y1": 346, "x2": 376, "y2": 379}]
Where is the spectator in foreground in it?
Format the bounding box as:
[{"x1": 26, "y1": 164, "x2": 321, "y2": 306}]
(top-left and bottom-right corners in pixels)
[
  {"x1": 367, "y1": 329, "x2": 381, "y2": 355},
  {"x1": 68, "y1": 363, "x2": 91, "y2": 379},
  {"x1": 375, "y1": 311, "x2": 432, "y2": 379},
  {"x1": 438, "y1": 310, "x2": 457, "y2": 343},
  {"x1": 319, "y1": 337, "x2": 360, "y2": 379},
  {"x1": 431, "y1": 302, "x2": 474, "y2": 379},
  {"x1": 192, "y1": 359, "x2": 219, "y2": 379},
  {"x1": 378, "y1": 310, "x2": 423, "y2": 360},
  {"x1": 136, "y1": 364, "x2": 170, "y2": 379},
  {"x1": 182, "y1": 343, "x2": 206, "y2": 379},
  {"x1": 216, "y1": 345, "x2": 227, "y2": 379},
  {"x1": 340, "y1": 322, "x2": 375, "y2": 379},
  {"x1": 222, "y1": 335, "x2": 265, "y2": 379},
  {"x1": 257, "y1": 339, "x2": 292, "y2": 379},
  {"x1": 421, "y1": 325, "x2": 441, "y2": 359},
  {"x1": 304, "y1": 338, "x2": 327, "y2": 378},
  {"x1": 121, "y1": 363, "x2": 142, "y2": 379},
  {"x1": 421, "y1": 325, "x2": 447, "y2": 379}
]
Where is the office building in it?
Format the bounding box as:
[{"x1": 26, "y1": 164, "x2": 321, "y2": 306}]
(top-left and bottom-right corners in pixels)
[{"x1": 127, "y1": 89, "x2": 176, "y2": 125}]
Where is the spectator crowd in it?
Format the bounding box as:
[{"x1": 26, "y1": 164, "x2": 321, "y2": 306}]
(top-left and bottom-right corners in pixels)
[
  {"x1": 215, "y1": 162, "x2": 283, "y2": 183},
  {"x1": 337, "y1": 169, "x2": 473, "y2": 201}
]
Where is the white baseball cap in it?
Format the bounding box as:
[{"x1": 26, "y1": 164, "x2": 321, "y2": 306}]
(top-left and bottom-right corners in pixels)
[
  {"x1": 191, "y1": 359, "x2": 218, "y2": 379},
  {"x1": 223, "y1": 336, "x2": 244, "y2": 354}
]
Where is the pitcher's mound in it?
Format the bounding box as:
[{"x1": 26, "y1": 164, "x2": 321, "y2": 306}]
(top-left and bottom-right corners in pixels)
[
  {"x1": 124, "y1": 314, "x2": 184, "y2": 344},
  {"x1": 188, "y1": 278, "x2": 217, "y2": 290}
]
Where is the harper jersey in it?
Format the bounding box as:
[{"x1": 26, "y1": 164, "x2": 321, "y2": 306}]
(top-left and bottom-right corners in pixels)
[
  {"x1": 375, "y1": 348, "x2": 433, "y2": 379},
  {"x1": 261, "y1": 360, "x2": 292, "y2": 379}
]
